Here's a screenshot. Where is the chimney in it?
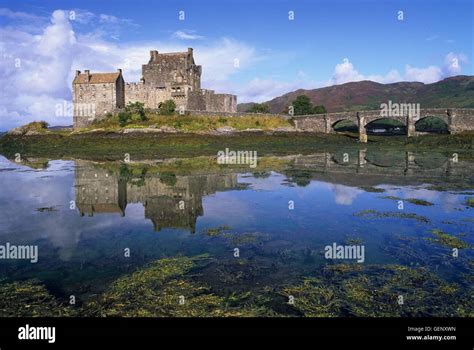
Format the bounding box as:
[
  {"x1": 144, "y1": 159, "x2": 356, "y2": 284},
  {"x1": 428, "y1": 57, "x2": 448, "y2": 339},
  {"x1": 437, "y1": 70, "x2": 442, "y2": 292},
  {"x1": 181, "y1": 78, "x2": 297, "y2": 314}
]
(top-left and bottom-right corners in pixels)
[
  {"x1": 117, "y1": 68, "x2": 122, "y2": 74},
  {"x1": 75, "y1": 70, "x2": 81, "y2": 77},
  {"x1": 150, "y1": 50, "x2": 158, "y2": 61},
  {"x1": 84, "y1": 70, "x2": 90, "y2": 82},
  {"x1": 188, "y1": 47, "x2": 193, "y2": 55}
]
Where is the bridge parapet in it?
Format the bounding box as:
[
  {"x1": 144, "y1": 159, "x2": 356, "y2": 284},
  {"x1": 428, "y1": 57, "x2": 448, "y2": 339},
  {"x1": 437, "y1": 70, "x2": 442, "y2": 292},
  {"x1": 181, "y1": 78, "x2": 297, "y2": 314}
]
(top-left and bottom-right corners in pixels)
[{"x1": 290, "y1": 108, "x2": 474, "y2": 142}]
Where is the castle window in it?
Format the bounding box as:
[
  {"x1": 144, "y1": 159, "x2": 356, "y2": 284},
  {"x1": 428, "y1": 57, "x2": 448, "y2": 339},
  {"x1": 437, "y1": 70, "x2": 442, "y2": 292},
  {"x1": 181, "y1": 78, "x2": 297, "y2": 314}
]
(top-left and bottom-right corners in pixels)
[{"x1": 103, "y1": 94, "x2": 106, "y2": 98}]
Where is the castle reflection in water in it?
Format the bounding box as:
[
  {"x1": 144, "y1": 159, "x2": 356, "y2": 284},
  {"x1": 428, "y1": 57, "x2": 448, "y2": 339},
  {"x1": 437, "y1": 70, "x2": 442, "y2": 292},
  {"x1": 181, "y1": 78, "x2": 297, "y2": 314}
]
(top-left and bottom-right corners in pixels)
[
  {"x1": 74, "y1": 161, "x2": 239, "y2": 233},
  {"x1": 73, "y1": 151, "x2": 473, "y2": 233}
]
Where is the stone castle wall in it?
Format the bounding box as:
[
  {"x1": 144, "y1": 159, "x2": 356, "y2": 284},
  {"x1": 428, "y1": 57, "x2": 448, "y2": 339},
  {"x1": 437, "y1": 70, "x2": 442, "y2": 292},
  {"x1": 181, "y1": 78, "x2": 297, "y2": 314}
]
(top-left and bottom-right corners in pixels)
[
  {"x1": 206, "y1": 93, "x2": 237, "y2": 113},
  {"x1": 73, "y1": 48, "x2": 237, "y2": 128}
]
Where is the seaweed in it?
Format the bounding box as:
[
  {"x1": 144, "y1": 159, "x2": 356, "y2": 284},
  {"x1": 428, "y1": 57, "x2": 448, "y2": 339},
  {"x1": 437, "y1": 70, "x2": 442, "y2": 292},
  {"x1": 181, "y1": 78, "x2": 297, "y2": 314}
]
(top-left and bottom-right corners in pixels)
[
  {"x1": 204, "y1": 226, "x2": 231, "y2": 237},
  {"x1": 360, "y1": 186, "x2": 385, "y2": 193},
  {"x1": 84, "y1": 255, "x2": 272, "y2": 317},
  {"x1": 406, "y1": 198, "x2": 434, "y2": 206},
  {"x1": 283, "y1": 264, "x2": 472, "y2": 317},
  {"x1": 0, "y1": 280, "x2": 74, "y2": 317},
  {"x1": 465, "y1": 197, "x2": 474, "y2": 208},
  {"x1": 354, "y1": 210, "x2": 430, "y2": 223},
  {"x1": 380, "y1": 195, "x2": 402, "y2": 201},
  {"x1": 282, "y1": 277, "x2": 341, "y2": 317},
  {"x1": 35, "y1": 206, "x2": 58, "y2": 212},
  {"x1": 426, "y1": 229, "x2": 471, "y2": 249},
  {"x1": 221, "y1": 232, "x2": 268, "y2": 246}
]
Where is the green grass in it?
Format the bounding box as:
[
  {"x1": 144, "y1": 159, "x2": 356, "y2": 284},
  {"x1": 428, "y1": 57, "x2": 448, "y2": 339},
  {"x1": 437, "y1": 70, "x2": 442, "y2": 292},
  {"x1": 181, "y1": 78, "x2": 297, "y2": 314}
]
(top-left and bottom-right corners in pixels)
[
  {"x1": 89, "y1": 111, "x2": 291, "y2": 132},
  {"x1": 1, "y1": 131, "x2": 473, "y2": 161},
  {"x1": 0, "y1": 133, "x2": 359, "y2": 161}
]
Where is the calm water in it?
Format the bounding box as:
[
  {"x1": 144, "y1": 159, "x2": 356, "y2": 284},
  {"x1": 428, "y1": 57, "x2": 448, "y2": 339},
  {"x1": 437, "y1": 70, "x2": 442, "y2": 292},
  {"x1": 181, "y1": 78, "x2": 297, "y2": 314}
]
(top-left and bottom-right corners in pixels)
[{"x1": 0, "y1": 150, "x2": 473, "y2": 316}]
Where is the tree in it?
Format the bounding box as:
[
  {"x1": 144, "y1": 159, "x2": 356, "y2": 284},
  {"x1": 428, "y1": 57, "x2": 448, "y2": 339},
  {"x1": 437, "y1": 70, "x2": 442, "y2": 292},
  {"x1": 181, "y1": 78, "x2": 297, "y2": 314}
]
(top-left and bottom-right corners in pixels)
[
  {"x1": 313, "y1": 105, "x2": 327, "y2": 114},
  {"x1": 159, "y1": 100, "x2": 176, "y2": 115},
  {"x1": 247, "y1": 103, "x2": 270, "y2": 113},
  {"x1": 118, "y1": 111, "x2": 131, "y2": 126},
  {"x1": 291, "y1": 95, "x2": 314, "y2": 115},
  {"x1": 125, "y1": 102, "x2": 146, "y2": 121}
]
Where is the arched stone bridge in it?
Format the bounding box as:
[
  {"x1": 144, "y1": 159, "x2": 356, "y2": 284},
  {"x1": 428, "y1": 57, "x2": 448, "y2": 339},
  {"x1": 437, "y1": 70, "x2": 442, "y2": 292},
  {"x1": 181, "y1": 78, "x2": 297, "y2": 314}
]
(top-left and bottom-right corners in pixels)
[{"x1": 290, "y1": 108, "x2": 474, "y2": 142}]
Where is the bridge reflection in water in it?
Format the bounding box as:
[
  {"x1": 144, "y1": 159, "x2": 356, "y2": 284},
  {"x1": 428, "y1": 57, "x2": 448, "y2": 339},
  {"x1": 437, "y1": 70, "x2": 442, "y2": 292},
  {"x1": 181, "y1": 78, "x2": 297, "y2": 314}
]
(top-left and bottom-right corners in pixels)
[{"x1": 74, "y1": 151, "x2": 473, "y2": 232}]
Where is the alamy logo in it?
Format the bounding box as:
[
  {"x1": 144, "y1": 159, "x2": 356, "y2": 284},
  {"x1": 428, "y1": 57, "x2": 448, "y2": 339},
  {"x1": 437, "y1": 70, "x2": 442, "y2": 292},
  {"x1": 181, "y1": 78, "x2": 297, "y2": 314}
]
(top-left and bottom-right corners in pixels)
[
  {"x1": 0, "y1": 243, "x2": 38, "y2": 263},
  {"x1": 217, "y1": 148, "x2": 258, "y2": 168},
  {"x1": 380, "y1": 100, "x2": 420, "y2": 117},
  {"x1": 55, "y1": 101, "x2": 96, "y2": 117},
  {"x1": 18, "y1": 324, "x2": 55, "y2": 343},
  {"x1": 324, "y1": 242, "x2": 365, "y2": 263}
]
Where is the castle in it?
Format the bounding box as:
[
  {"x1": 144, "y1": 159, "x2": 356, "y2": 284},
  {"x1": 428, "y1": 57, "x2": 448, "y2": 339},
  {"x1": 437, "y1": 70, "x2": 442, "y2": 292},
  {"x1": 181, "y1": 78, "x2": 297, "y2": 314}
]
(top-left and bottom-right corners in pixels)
[{"x1": 72, "y1": 48, "x2": 237, "y2": 128}]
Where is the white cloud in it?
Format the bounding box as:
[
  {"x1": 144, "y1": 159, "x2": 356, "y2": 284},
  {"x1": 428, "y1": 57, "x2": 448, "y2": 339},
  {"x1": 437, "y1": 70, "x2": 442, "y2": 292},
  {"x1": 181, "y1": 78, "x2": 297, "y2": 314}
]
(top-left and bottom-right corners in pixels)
[
  {"x1": 1, "y1": 10, "x2": 78, "y2": 128},
  {"x1": 232, "y1": 72, "x2": 318, "y2": 103},
  {"x1": 0, "y1": 10, "x2": 259, "y2": 130},
  {"x1": 327, "y1": 183, "x2": 363, "y2": 205},
  {"x1": 0, "y1": 7, "x2": 44, "y2": 21},
  {"x1": 444, "y1": 52, "x2": 468, "y2": 76},
  {"x1": 330, "y1": 58, "x2": 365, "y2": 85},
  {"x1": 172, "y1": 30, "x2": 204, "y2": 40},
  {"x1": 327, "y1": 54, "x2": 468, "y2": 86},
  {"x1": 404, "y1": 64, "x2": 442, "y2": 83}
]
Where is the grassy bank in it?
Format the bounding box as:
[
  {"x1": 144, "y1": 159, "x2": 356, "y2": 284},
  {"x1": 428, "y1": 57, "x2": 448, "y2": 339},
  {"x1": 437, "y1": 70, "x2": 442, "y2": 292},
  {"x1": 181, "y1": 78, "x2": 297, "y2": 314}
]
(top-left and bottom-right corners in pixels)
[
  {"x1": 90, "y1": 111, "x2": 292, "y2": 131},
  {"x1": 0, "y1": 131, "x2": 473, "y2": 161},
  {"x1": 0, "y1": 132, "x2": 349, "y2": 160}
]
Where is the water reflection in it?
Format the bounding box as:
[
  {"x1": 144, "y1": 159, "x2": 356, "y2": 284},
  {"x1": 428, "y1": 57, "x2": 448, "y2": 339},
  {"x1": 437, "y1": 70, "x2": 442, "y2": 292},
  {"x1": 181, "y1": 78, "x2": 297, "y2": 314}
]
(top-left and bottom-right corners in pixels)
[
  {"x1": 0, "y1": 149, "x2": 472, "y2": 317},
  {"x1": 75, "y1": 161, "x2": 239, "y2": 232}
]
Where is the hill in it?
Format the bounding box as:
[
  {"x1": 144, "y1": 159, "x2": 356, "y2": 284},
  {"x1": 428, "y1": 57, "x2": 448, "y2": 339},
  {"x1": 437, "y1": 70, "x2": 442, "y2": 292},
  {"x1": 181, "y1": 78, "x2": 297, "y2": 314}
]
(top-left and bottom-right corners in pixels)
[{"x1": 238, "y1": 75, "x2": 474, "y2": 113}]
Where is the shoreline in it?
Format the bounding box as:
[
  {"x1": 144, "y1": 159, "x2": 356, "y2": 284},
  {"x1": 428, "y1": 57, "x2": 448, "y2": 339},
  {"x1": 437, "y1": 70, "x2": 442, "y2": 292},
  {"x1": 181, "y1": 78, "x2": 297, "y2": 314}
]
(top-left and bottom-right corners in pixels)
[{"x1": 0, "y1": 130, "x2": 473, "y2": 162}]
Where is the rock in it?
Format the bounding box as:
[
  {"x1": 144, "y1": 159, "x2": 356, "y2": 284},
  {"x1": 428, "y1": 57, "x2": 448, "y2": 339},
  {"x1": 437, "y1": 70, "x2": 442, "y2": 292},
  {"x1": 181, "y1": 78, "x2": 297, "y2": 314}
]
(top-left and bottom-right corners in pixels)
[
  {"x1": 242, "y1": 128, "x2": 263, "y2": 133},
  {"x1": 24, "y1": 130, "x2": 41, "y2": 136},
  {"x1": 215, "y1": 126, "x2": 236, "y2": 134},
  {"x1": 8, "y1": 127, "x2": 26, "y2": 135},
  {"x1": 272, "y1": 127, "x2": 297, "y2": 132},
  {"x1": 122, "y1": 128, "x2": 155, "y2": 134},
  {"x1": 158, "y1": 126, "x2": 177, "y2": 133},
  {"x1": 82, "y1": 128, "x2": 105, "y2": 134},
  {"x1": 8, "y1": 126, "x2": 45, "y2": 136},
  {"x1": 120, "y1": 126, "x2": 177, "y2": 134}
]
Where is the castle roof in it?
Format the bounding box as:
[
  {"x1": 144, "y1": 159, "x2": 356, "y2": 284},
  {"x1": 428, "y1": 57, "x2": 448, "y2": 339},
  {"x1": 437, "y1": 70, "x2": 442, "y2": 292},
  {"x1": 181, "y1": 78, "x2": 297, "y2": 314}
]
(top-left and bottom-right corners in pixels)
[
  {"x1": 73, "y1": 72, "x2": 121, "y2": 84},
  {"x1": 158, "y1": 51, "x2": 188, "y2": 56}
]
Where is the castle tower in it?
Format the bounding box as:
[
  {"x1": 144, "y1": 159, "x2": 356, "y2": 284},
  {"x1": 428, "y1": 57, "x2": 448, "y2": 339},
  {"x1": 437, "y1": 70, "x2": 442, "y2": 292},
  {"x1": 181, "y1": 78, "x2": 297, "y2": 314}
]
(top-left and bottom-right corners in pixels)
[{"x1": 142, "y1": 47, "x2": 201, "y2": 92}]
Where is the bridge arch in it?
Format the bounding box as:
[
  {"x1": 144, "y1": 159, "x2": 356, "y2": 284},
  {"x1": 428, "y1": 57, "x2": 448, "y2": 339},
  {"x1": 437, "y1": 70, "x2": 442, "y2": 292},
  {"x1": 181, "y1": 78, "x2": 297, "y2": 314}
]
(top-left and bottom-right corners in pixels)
[
  {"x1": 332, "y1": 119, "x2": 358, "y2": 133},
  {"x1": 364, "y1": 151, "x2": 406, "y2": 167},
  {"x1": 415, "y1": 116, "x2": 449, "y2": 134},
  {"x1": 412, "y1": 152, "x2": 448, "y2": 169},
  {"x1": 364, "y1": 118, "x2": 406, "y2": 135}
]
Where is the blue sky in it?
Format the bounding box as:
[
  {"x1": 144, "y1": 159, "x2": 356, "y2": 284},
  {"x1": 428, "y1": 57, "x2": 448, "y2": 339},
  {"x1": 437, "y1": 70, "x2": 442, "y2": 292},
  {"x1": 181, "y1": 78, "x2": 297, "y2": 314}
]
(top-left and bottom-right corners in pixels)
[{"x1": 0, "y1": 0, "x2": 472, "y2": 129}]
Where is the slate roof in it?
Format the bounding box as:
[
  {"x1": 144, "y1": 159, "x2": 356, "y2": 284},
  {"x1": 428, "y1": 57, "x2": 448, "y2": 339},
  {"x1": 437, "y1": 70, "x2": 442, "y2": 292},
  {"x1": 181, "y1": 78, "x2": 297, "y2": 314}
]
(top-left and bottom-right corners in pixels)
[{"x1": 73, "y1": 72, "x2": 121, "y2": 84}]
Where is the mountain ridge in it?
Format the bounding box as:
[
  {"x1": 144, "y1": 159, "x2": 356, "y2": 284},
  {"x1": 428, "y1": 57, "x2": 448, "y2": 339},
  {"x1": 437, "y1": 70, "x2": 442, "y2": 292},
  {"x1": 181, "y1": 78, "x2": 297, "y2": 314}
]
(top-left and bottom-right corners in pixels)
[{"x1": 237, "y1": 75, "x2": 474, "y2": 113}]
